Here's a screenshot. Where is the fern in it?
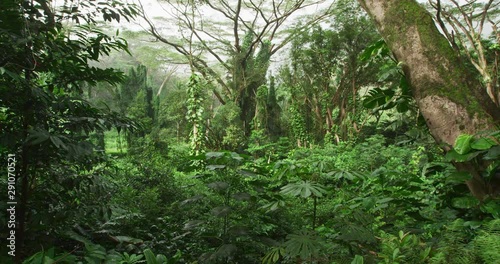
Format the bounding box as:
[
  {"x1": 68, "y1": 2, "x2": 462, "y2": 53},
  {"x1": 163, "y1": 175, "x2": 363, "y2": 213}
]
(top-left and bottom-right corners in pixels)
[
  {"x1": 430, "y1": 219, "x2": 496, "y2": 264},
  {"x1": 473, "y1": 219, "x2": 500, "y2": 264}
]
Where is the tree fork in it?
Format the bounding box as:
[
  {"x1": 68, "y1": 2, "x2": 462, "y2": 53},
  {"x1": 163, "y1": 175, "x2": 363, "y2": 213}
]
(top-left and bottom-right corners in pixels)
[{"x1": 357, "y1": 0, "x2": 500, "y2": 199}]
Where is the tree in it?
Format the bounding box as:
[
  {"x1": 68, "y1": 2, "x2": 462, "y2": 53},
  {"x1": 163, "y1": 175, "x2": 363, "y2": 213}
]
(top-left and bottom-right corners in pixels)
[
  {"x1": 357, "y1": 0, "x2": 500, "y2": 199},
  {"x1": 120, "y1": 64, "x2": 155, "y2": 140},
  {"x1": 427, "y1": 0, "x2": 500, "y2": 106},
  {"x1": 280, "y1": 0, "x2": 379, "y2": 143},
  {"x1": 0, "y1": 0, "x2": 138, "y2": 259},
  {"x1": 139, "y1": 0, "x2": 334, "y2": 137}
]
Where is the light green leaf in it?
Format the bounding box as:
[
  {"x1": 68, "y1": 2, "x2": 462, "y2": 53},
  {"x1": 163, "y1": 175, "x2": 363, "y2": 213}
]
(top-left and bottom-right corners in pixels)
[
  {"x1": 351, "y1": 255, "x2": 364, "y2": 264},
  {"x1": 207, "y1": 181, "x2": 229, "y2": 191},
  {"x1": 211, "y1": 206, "x2": 231, "y2": 217},
  {"x1": 143, "y1": 249, "x2": 157, "y2": 264},
  {"x1": 471, "y1": 137, "x2": 496, "y2": 150},
  {"x1": 454, "y1": 134, "x2": 473, "y2": 154},
  {"x1": 206, "y1": 164, "x2": 226, "y2": 170},
  {"x1": 280, "y1": 181, "x2": 327, "y2": 198}
]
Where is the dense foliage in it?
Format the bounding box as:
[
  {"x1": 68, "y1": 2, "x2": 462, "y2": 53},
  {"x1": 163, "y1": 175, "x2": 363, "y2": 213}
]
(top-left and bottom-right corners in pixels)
[{"x1": 1, "y1": 0, "x2": 499, "y2": 264}]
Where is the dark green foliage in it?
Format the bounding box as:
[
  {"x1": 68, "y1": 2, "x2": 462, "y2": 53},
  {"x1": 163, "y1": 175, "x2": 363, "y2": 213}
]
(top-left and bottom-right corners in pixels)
[
  {"x1": 0, "y1": 0, "x2": 139, "y2": 260},
  {"x1": 3, "y1": 1, "x2": 500, "y2": 263},
  {"x1": 279, "y1": 1, "x2": 380, "y2": 143}
]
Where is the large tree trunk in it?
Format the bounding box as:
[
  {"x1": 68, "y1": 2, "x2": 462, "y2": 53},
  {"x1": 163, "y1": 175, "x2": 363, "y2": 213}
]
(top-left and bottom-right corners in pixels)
[{"x1": 357, "y1": 0, "x2": 500, "y2": 199}]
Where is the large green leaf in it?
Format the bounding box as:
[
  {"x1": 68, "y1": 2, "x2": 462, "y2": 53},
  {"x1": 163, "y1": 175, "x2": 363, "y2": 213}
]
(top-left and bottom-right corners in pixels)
[
  {"x1": 183, "y1": 220, "x2": 204, "y2": 230},
  {"x1": 143, "y1": 249, "x2": 157, "y2": 264},
  {"x1": 213, "y1": 244, "x2": 237, "y2": 259},
  {"x1": 280, "y1": 181, "x2": 327, "y2": 198},
  {"x1": 206, "y1": 165, "x2": 226, "y2": 170},
  {"x1": 485, "y1": 145, "x2": 500, "y2": 160},
  {"x1": 454, "y1": 134, "x2": 473, "y2": 154},
  {"x1": 262, "y1": 246, "x2": 285, "y2": 264},
  {"x1": 351, "y1": 255, "x2": 364, "y2": 264},
  {"x1": 205, "y1": 152, "x2": 225, "y2": 159},
  {"x1": 211, "y1": 206, "x2": 232, "y2": 217},
  {"x1": 445, "y1": 171, "x2": 472, "y2": 184},
  {"x1": 284, "y1": 231, "x2": 323, "y2": 260},
  {"x1": 362, "y1": 88, "x2": 395, "y2": 109},
  {"x1": 359, "y1": 39, "x2": 389, "y2": 61},
  {"x1": 232, "y1": 192, "x2": 252, "y2": 201},
  {"x1": 471, "y1": 137, "x2": 497, "y2": 150},
  {"x1": 261, "y1": 199, "x2": 286, "y2": 212},
  {"x1": 26, "y1": 129, "x2": 50, "y2": 145},
  {"x1": 445, "y1": 149, "x2": 470, "y2": 162},
  {"x1": 207, "y1": 181, "x2": 229, "y2": 191}
]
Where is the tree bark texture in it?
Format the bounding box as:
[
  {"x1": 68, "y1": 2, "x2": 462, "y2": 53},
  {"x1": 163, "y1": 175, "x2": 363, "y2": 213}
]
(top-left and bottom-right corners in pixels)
[{"x1": 357, "y1": 0, "x2": 500, "y2": 199}]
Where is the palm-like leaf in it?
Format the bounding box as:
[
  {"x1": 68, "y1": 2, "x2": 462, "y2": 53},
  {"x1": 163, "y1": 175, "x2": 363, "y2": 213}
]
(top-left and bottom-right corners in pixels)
[
  {"x1": 280, "y1": 181, "x2": 327, "y2": 198},
  {"x1": 284, "y1": 230, "x2": 323, "y2": 260}
]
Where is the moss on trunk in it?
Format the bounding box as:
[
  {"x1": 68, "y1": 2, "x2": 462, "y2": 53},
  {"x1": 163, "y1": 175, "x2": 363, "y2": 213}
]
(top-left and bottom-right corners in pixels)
[{"x1": 358, "y1": 0, "x2": 500, "y2": 199}]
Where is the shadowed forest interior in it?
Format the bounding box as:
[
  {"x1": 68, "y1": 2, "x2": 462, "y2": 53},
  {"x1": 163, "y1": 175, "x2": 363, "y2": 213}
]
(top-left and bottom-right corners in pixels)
[{"x1": 1, "y1": 0, "x2": 500, "y2": 263}]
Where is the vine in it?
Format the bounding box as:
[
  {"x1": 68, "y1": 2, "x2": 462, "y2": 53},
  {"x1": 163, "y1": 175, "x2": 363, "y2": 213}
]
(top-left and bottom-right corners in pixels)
[{"x1": 186, "y1": 73, "x2": 205, "y2": 155}]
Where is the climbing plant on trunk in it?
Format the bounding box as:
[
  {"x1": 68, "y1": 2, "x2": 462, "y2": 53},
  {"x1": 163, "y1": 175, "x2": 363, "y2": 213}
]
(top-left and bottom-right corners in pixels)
[{"x1": 186, "y1": 74, "x2": 206, "y2": 155}]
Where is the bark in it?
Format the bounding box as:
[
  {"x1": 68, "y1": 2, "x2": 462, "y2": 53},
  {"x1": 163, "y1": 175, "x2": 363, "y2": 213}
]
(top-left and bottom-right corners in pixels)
[{"x1": 358, "y1": 0, "x2": 500, "y2": 199}]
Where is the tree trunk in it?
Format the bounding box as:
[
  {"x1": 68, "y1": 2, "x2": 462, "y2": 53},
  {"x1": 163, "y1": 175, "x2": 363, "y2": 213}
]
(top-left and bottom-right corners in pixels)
[{"x1": 357, "y1": 0, "x2": 500, "y2": 199}]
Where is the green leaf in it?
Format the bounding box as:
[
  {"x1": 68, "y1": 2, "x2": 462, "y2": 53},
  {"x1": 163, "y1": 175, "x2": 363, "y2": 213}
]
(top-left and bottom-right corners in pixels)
[
  {"x1": 420, "y1": 247, "x2": 432, "y2": 261},
  {"x1": 213, "y1": 244, "x2": 237, "y2": 259},
  {"x1": 445, "y1": 149, "x2": 469, "y2": 162},
  {"x1": 485, "y1": 145, "x2": 500, "y2": 160},
  {"x1": 50, "y1": 135, "x2": 68, "y2": 150},
  {"x1": 284, "y1": 231, "x2": 323, "y2": 259},
  {"x1": 399, "y1": 75, "x2": 410, "y2": 94},
  {"x1": 396, "y1": 99, "x2": 409, "y2": 113},
  {"x1": 261, "y1": 200, "x2": 285, "y2": 212},
  {"x1": 143, "y1": 249, "x2": 157, "y2": 264},
  {"x1": 471, "y1": 137, "x2": 497, "y2": 150},
  {"x1": 26, "y1": 130, "x2": 50, "y2": 145},
  {"x1": 113, "y1": 236, "x2": 143, "y2": 244},
  {"x1": 359, "y1": 39, "x2": 387, "y2": 61},
  {"x1": 183, "y1": 220, "x2": 204, "y2": 230},
  {"x1": 351, "y1": 255, "x2": 364, "y2": 264},
  {"x1": 207, "y1": 181, "x2": 229, "y2": 191},
  {"x1": 377, "y1": 197, "x2": 394, "y2": 204},
  {"x1": 280, "y1": 181, "x2": 327, "y2": 198},
  {"x1": 362, "y1": 88, "x2": 395, "y2": 109},
  {"x1": 392, "y1": 248, "x2": 400, "y2": 260},
  {"x1": 205, "y1": 152, "x2": 225, "y2": 159},
  {"x1": 452, "y1": 196, "x2": 480, "y2": 209},
  {"x1": 206, "y1": 164, "x2": 226, "y2": 170},
  {"x1": 454, "y1": 134, "x2": 473, "y2": 154},
  {"x1": 262, "y1": 246, "x2": 285, "y2": 264},
  {"x1": 445, "y1": 171, "x2": 472, "y2": 184},
  {"x1": 232, "y1": 192, "x2": 252, "y2": 201},
  {"x1": 211, "y1": 206, "x2": 232, "y2": 217},
  {"x1": 480, "y1": 200, "x2": 500, "y2": 218},
  {"x1": 156, "y1": 254, "x2": 167, "y2": 263},
  {"x1": 180, "y1": 195, "x2": 204, "y2": 206},
  {"x1": 167, "y1": 250, "x2": 182, "y2": 264}
]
